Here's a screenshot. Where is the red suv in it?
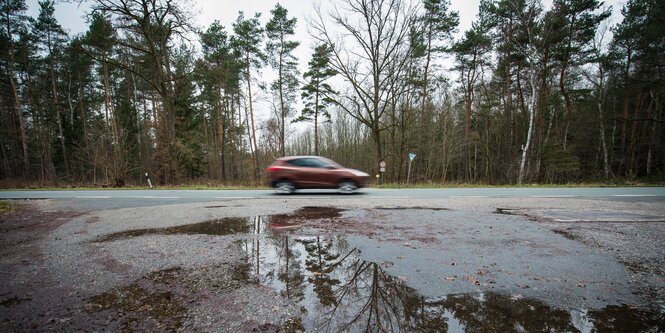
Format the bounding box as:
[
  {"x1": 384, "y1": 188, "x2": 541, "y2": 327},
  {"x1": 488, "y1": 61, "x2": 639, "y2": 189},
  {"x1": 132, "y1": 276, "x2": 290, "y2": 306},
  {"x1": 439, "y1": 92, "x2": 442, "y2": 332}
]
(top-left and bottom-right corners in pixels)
[{"x1": 265, "y1": 156, "x2": 369, "y2": 194}]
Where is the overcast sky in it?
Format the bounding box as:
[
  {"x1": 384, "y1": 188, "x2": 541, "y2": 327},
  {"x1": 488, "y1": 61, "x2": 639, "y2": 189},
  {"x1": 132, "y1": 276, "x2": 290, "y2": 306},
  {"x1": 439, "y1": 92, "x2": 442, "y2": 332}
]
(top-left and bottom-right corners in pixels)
[
  {"x1": 27, "y1": 0, "x2": 482, "y2": 37},
  {"x1": 26, "y1": 0, "x2": 625, "y2": 65},
  {"x1": 25, "y1": 0, "x2": 482, "y2": 72}
]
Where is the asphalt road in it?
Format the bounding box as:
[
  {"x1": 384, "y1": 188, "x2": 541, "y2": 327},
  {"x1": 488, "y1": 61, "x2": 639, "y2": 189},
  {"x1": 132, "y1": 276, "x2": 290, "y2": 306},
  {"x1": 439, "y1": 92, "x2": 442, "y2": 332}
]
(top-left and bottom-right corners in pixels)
[{"x1": 1, "y1": 187, "x2": 664, "y2": 210}]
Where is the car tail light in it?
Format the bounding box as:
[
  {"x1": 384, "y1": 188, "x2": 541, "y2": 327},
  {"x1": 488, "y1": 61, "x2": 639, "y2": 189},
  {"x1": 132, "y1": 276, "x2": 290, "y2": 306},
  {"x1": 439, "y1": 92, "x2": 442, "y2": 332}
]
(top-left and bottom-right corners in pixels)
[{"x1": 265, "y1": 167, "x2": 281, "y2": 172}]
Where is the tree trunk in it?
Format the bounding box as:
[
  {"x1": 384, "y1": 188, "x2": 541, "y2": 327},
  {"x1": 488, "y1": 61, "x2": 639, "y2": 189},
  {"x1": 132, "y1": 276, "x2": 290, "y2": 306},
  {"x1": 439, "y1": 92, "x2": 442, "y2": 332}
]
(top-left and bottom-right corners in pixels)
[
  {"x1": 598, "y1": 98, "x2": 609, "y2": 179},
  {"x1": 518, "y1": 65, "x2": 537, "y2": 185},
  {"x1": 314, "y1": 90, "x2": 319, "y2": 156},
  {"x1": 4, "y1": 11, "x2": 29, "y2": 175},
  {"x1": 245, "y1": 54, "x2": 259, "y2": 180},
  {"x1": 504, "y1": 63, "x2": 513, "y2": 183},
  {"x1": 49, "y1": 38, "x2": 69, "y2": 177},
  {"x1": 6, "y1": 62, "x2": 28, "y2": 174},
  {"x1": 278, "y1": 44, "x2": 286, "y2": 157}
]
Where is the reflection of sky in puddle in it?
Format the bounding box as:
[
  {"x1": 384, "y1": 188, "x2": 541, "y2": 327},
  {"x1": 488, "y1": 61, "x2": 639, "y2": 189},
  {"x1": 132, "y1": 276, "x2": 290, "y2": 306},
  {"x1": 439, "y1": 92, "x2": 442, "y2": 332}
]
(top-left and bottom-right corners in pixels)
[
  {"x1": 95, "y1": 210, "x2": 664, "y2": 332},
  {"x1": 240, "y1": 222, "x2": 664, "y2": 332}
]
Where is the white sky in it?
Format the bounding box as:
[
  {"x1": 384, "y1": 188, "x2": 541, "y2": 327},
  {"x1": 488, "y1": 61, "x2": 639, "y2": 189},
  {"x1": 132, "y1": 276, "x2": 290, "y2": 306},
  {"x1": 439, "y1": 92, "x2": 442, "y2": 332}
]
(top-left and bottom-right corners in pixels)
[
  {"x1": 26, "y1": 0, "x2": 626, "y2": 72},
  {"x1": 27, "y1": 0, "x2": 482, "y2": 64}
]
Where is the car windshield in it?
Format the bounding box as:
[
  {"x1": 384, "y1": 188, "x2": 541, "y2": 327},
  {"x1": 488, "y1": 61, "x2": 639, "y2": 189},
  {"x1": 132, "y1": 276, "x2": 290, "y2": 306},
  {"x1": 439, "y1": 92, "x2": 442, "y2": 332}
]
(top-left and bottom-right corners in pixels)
[{"x1": 318, "y1": 157, "x2": 342, "y2": 168}]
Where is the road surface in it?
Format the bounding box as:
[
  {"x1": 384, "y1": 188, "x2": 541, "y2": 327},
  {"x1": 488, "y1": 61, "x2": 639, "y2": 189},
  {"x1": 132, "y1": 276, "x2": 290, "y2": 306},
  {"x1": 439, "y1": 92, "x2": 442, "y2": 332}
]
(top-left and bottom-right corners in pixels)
[
  {"x1": 1, "y1": 187, "x2": 664, "y2": 331},
  {"x1": 1, "y1": 187, "x2": 664, "y2": 210}
]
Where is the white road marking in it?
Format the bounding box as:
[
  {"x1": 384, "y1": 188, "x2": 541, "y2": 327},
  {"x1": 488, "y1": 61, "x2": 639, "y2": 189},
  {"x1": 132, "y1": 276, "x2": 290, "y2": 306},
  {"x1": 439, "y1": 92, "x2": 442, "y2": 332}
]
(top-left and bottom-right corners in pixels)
[
  {"x1": 614, "y1": 194, "x2": 656, "y2": 197},
  {"x1": 75, "y1": 196, "x2": 111, "y2": 199}
]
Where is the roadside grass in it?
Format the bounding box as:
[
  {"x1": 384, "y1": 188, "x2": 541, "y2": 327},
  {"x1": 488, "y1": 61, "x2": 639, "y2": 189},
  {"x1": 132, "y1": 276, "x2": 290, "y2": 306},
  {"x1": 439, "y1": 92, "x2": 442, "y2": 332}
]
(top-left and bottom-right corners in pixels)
[
  {"x1": 0, "y1": 201, "x2": 14, "y2": 213},
  {"x1": 1, "y1": 178, "x2": 662, "y2": 191},
  {"x1": 373, "y1": 179, "x2": 665, "y2": 189},
  {"x1": 0, "y1": 184, "x2": 272, "y2": 191}
]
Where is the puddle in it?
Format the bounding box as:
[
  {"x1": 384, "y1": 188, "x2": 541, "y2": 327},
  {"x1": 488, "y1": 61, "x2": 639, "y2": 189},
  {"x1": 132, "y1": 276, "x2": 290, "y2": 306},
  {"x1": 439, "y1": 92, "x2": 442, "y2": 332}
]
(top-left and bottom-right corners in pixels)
[
  {"x1": 91, "y1": 206, "x2": 664, "y2": 331},
  {"x1": 240, "y1": 234, "x2": 665, "y2": 332},
  {"x1": 95, "y1": 207, "x2": 343, "y2": 242}
]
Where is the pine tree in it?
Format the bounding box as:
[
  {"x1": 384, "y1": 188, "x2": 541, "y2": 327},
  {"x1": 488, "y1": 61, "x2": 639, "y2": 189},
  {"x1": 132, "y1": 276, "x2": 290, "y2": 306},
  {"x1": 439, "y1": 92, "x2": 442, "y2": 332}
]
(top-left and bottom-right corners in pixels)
[
  {"x1": 294, "y1": 44, "x2": 337, "y2": 156},
  {"x1": 33, "y1": 0, "x2": 69, "y2": 176},
  {"x1": 232, "y1": 12, "x2": 265, "y2": 179},
  {"x1": 266, "y1": 3, "x2": 300, "y2": 157},
  {"x1": 0, "y1": 0, "x2": 29, "y2": 174}
]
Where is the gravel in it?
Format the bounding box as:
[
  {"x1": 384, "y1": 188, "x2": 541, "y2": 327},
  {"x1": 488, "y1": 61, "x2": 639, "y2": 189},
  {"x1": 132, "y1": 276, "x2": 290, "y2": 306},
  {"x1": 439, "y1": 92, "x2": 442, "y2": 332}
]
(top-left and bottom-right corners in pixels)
[{"x1": 1, "y1": 196, "x2": 664, "y2": 332}]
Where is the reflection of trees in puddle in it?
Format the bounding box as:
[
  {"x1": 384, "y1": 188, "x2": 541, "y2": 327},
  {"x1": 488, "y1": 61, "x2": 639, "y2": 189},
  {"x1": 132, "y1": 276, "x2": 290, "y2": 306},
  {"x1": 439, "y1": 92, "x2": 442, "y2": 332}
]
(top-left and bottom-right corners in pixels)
[{"x1": 241, "y1": 235, "x2": 665, "y2": 332}]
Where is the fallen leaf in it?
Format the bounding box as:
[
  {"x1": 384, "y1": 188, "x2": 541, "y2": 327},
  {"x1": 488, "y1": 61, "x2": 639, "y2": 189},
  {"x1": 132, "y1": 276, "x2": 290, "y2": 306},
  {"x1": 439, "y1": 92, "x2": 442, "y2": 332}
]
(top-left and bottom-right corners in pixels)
[{"x1": 464, "y1": 276, "x2": 480, "y2": 285}]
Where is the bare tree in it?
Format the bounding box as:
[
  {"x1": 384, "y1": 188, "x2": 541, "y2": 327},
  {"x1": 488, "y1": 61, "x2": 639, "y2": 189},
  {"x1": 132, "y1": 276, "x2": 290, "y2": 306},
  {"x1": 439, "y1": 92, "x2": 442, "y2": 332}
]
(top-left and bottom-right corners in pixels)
[
  {"x1": 510, "y1": 0, "x2": 543, "y2": 185},
  {"x1": 583, "y1": 24, "x2": 611, "y2": 179},
  {"x1": 311, "y1": 0, "x2": 419, "y2": 163}
]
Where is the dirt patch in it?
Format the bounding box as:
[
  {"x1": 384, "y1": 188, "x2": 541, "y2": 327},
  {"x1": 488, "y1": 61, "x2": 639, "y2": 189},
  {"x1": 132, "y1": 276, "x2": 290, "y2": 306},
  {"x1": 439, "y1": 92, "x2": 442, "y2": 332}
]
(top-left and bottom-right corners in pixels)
[
  {"x1": 0, "y1": 201, "x2": 83, "y2": 257},
  {"x1": 87, "y1": 283, "x2": 187, "y2": 332},
  {"x1": 0, "y1": 206, "x2": 336, "y2": 330}
]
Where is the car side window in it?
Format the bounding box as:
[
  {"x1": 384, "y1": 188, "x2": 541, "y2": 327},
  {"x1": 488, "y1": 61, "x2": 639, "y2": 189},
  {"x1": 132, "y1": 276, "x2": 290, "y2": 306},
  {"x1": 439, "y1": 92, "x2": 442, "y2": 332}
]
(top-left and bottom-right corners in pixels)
[
  {"x1": 286, "y1": 159, "x2": 306, "y2": 167},
  {"x1": 306, "y1": 158, "x2": 328, "y2": 168}
]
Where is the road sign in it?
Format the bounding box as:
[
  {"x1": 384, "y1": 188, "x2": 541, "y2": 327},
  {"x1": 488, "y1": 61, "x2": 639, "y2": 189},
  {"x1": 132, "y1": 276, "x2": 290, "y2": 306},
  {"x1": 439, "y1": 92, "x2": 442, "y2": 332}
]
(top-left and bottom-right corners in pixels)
[
  {"x1": 380, "y1": 167, "x2": 385, "y2": 173},
  {"x1": 409, "y1": 153, "x2": 416, "y2": 161},
  {"x1": 379, "y1": 160, "x2": 386, "y2": 168}
]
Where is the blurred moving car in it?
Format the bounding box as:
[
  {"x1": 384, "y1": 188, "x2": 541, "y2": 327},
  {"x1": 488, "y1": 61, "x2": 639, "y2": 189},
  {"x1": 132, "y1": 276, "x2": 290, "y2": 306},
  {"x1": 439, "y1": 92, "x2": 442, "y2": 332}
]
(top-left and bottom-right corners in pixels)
[{"x1": 265, "y1": 156, "x2": 369, "y2": 194}]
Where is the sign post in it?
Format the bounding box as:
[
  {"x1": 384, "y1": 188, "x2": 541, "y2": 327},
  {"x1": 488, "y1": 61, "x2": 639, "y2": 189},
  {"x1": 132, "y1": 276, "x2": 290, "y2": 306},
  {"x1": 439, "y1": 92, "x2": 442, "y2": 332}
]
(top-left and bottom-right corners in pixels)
[
  {"x1": 407, "y1": 153, "x2": 416, "y2": 184},
  {"x1": 379, "y1": 160, "x2": 386, "y2": 184},
  {"x1": 145, "y1": 172, "x2": 153, "y2": 189}
]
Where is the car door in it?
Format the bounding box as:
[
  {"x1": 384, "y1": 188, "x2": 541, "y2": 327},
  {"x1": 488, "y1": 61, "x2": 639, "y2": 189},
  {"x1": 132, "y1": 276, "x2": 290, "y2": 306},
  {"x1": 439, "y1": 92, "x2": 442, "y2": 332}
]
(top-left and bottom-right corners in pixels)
[
  {"x1": 285, "y1": 158, "x2": 318, "y2": 187},
  {"x1": 298, "y1": 157, "x2": 336, "y2": 187}
]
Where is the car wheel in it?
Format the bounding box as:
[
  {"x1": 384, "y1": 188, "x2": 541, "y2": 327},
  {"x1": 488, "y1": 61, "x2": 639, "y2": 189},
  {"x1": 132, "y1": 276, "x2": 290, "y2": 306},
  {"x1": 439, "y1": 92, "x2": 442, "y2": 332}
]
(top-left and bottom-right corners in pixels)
[
  {"x1": 275, "y1": 180, "x2": 295, "y2": 194},
  {"x1": 338, "y1": 181, "x2": 357, "y2": 194}
]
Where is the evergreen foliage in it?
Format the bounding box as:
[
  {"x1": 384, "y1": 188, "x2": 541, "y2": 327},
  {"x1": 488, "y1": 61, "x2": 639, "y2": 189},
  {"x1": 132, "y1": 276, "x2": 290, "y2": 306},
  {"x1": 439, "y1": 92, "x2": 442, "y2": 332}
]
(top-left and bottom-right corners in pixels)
[{"x1": 0, "y1": 0, "x2": 662, "y2": 186}]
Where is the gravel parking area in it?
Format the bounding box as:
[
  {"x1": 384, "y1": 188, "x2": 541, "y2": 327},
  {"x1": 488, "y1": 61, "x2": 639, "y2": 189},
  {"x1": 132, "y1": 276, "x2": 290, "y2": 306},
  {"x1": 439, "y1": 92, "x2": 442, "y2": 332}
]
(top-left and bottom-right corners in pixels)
[{"x1": 1, "y1": 196, "x2": 664, "y2": 332}]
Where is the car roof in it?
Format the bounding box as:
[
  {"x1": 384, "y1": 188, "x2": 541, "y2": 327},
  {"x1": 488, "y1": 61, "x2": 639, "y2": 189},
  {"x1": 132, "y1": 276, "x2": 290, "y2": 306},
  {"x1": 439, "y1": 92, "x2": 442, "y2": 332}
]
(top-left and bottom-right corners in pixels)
[{"x1": 276, "y1": 155, "x2": 323, "y2": 160}]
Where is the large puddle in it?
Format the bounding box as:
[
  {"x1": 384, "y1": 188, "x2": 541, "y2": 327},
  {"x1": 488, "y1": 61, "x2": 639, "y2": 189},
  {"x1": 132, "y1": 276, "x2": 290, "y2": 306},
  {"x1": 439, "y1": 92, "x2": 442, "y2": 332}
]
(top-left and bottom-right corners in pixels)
[
  {"x1": 240, "y1": 233, "x2": 664, "y2": 332},
  {"x1": 95, "y1": 207, "x2": 342, "y2": 241},
  {"x1": 95, "y1": 207, "x2": 665, "y2": 331}
]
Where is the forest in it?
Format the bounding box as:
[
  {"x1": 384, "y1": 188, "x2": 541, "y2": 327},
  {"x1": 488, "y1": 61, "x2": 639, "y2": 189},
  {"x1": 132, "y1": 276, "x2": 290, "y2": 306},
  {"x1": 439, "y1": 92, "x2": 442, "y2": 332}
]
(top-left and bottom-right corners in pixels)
[{"x1": 0, "y1": 0, "x2": 663, "y2": 187}]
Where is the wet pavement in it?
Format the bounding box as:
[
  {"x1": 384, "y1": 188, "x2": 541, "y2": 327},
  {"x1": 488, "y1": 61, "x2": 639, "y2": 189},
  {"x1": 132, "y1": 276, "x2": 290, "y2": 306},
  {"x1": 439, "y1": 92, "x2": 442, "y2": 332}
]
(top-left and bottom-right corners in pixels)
[
  {"x1": 87, "y1": 206, "x2": 664, "y2": 332},
  {"x1": 2, "y1": 199, "x2": 665, "y2": 332}
]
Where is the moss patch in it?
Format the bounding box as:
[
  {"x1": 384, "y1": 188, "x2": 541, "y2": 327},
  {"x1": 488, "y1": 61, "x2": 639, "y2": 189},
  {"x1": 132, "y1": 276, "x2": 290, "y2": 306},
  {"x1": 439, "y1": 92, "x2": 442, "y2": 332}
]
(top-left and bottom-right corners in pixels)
[
  {"x1": 88, "y1": 284, "x2": 186, "y2": 332},
  {"x1": 0, "y1": 201, "x2": 14, "y2": 213}
]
